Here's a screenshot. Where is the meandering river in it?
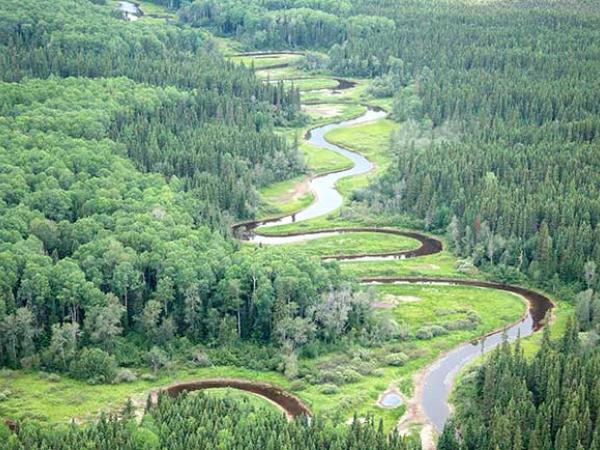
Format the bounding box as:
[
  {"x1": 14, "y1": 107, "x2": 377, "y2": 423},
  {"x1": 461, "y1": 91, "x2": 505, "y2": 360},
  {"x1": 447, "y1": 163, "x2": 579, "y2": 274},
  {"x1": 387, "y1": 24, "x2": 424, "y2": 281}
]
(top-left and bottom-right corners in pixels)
[{"x1": 234, "y1": 107, "x2": 554, "y2": 433}]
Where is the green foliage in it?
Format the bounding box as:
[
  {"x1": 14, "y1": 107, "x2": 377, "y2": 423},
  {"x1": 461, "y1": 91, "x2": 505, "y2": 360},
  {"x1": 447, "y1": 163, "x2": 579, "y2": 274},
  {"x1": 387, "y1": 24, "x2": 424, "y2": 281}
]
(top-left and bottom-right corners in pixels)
[
  {"x1": 452, "y1": 321, "x2": 600, "y2": 450},
  {"x1": 69, "y1": 348, "x2": 117, "y2": 384},
  {"x1": 352, "y1": 1, "x2": 600, "y2": 287},
  {"x1": 384, "y1": 352, "x2": 409, "y2": 367},
  {"x1": 0, "y1": 0, "x2": 357, "y2": 373},
  {"x1": 178, "y1": 1, "x2": 347, "y2": 49},
  {"x1": 0, "y1": 392, "x2": 420, "y2": 449}
]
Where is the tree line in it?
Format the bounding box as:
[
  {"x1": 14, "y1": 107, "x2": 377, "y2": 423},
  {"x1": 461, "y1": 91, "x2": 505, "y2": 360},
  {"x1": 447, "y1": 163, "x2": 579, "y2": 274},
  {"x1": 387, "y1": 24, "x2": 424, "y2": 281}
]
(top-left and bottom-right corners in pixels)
[
  {"x1": 439, "y1": 319, "x2": 600, "y2": 450},
  {"x1": 0, "y1": 392, "x2": 421, "y2": 449},
  {"x1": 176, "y1": 0, "x2": 394, "y2": 53}
]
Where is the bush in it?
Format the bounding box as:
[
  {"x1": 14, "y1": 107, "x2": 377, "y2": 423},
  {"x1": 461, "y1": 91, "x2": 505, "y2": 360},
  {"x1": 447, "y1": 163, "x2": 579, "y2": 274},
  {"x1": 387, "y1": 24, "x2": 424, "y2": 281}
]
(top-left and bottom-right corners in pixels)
[
  {"x1": 190, "y1": 349, "x2": 211, "y2": 367},
  {"x1": 429, "y1": 325, "x2": 448, "y2": 336},
  {"x1": 415, "y1": 327, "x2": 433, "y2": 340},
  {"x1": 140, "y1": 373, "x2": 157, "y2": 382},
  {"x1": 371, "y1": 368, "x2": 385, "y2": 377},
  {"x1": 353, "y1": 361, "x2": 376, "y2": 376},
  {"x1": 116, "y1": 369, "x2": 138, "y2": 383},
  {"x1": 397, "y1": 322, "x2": 412, "y2": 340},
  {"x1": 320, "y1": 384, "x2": 339, "y2": 395},
  {"x1": 146, "y1": 346, "x2": 169, "y2": 374},
  {"x1": 289, "y1": 380, "x2": 306, "y2": 391},
  {"x1": 416, "y1": 325, "x2": 448, "y2": 340},
  {"x1": 299, "y1": 342, "x2": 320, "y2": 359},
  {"x1": 0, "y1": 390, "x2": 10, "y2": 402},
  {"x1": 47, "y1": 373, "x2": 61, "y2": 383},
  {"x1": 385, "y1": 352, "x2": 409, "y2": 367},
  {"x1": 341, "y1": 368, "x2": 362, "y2": 383},
  {"x1": 113, "y1": 338, "x2": 144, "y2": 367},
  {"x1": 69, "y1": 348, "x2": 117, "y2": 383},
  {"x1": 20, "y1": 355, "x2": 40, "y2": 370},
  {"x1": 318, "y1": 370, "x2": 344, "y2": 385}
]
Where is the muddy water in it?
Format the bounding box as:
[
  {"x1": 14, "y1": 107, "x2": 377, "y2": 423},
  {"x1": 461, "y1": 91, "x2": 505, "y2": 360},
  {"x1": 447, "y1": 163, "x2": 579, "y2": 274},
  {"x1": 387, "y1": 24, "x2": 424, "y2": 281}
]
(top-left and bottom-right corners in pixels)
[
  {"x1": 362, "y1": 278, "x2": 553, "y2": 431},
  {"x1": 243, "y1": 226, "x2": 442, "y2": 261},
  {"x1": 158, "y1": 379, "x2": 311, "y2": 418},
  {"x1": 232, "y1": 90, "x2": 553, "y2": 434}
]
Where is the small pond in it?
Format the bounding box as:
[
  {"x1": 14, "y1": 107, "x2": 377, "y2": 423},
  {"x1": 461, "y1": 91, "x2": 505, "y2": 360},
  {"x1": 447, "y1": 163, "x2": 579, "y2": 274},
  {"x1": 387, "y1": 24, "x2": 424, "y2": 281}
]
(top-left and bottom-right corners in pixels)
[{"x1": 379, "y1": 392, "x2": 403, "y2": 408}]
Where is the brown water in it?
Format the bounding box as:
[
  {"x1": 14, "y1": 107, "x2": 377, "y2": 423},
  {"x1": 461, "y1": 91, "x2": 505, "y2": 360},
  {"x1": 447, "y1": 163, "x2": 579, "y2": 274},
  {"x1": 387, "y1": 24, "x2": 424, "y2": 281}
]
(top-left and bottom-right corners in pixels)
[
  {"x1": 232, "y1": 103, "x2": 553, "y2": 433},
  {"x1": 156, "y1": 379, "x2": 311, "y2": 418}
]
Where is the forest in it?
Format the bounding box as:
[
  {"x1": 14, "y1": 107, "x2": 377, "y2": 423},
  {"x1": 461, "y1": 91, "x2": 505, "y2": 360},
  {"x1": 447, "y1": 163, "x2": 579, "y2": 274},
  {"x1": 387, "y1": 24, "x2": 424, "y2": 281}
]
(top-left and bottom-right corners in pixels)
[
  {"x1": 171, "y1": 0, "x2": 600, "y2": 287},
  {"x1": 440, "y1": 320, "x2": 600, "y2": 450},
  {"x1": 0, "y1": 392, "x2": 419, "y2": 450},
  {"x1": 1, "y1": 0, "x2": 600, "y2": 448},
  {"x1": 0, "y1": 0, "x2": 375, "y2": 377},
  {"x1": 1, "y1": 0, "x2": 303, "y2": 221}
]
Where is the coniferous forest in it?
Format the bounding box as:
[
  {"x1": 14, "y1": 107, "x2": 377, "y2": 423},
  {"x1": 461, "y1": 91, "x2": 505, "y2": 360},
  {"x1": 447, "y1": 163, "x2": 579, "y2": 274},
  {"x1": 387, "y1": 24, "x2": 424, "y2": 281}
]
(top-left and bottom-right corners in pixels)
[{"x1": 1, "y1": 0, "x2": 600, "y2": 448}]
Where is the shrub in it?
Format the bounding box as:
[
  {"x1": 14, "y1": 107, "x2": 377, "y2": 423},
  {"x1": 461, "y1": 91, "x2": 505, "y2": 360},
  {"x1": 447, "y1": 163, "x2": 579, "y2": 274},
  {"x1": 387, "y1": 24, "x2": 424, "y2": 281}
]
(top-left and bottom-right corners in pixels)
[
  {"x1": 299, "y1": 343, "x2": 320, "y2": 359},
  {"x1": 47, "y1": 373, "x2": 61, "y2": 383},
  {"x1": 416, "y1": 325, "x2": 448, "y2": 340},
  {"x1": 318, "y1": 370, "x2": 344, "y2": 385},
  {"x1": 354, "y1": 361, "x2": 376, "y2": 376},
  {"x1": 69, "y1": 348, "x2": 117, "y2": 383},
  {"x1": 283, "y1": 353, "x2": 299, "y2": 380},
  {"x1": 353, "y1": 348, "x2": 374, "y2": 361},
  {"x1": 342, "y1": 368, "x2": 362, "y2": 383},
  {"x1": 289, "y1": 380, "x2": 306, "y2": 391},
  {"x1": 146, "y1": 346, "x2": 169, "y2": 374},
  {"x1": 415, "y1": 327, "x2": 434, "y2": 340},
  {"x1": 190, "y1": 350, "x2": 211, "y2": 367},
  {"x1": 0, "y1": 390, "x2": 10, "y2": 402},
  {"x1": 320, "y1": 384, "x2": 339, "y2": 395},
  {"x1": 116, "y1": 369, "x2": 138, "y2": 383},
  {"x1": 140, "y1": 373, "x2": 157, "y2": 382},
  {"x1": 20, "y1": 355, "x2": 40, "y2": 370},
  {"x1": 114, "y1": 338, "x2": 144, "y2": 366},
  {"x1": 397, "y1": 322, "x2": 412, "y2": 340},
  {"x1": 429, "y1": 325, "x2": 448, "y2": 336},
  {"x1": 385, "y1": 352, "x2": 409, "y2": 367}
]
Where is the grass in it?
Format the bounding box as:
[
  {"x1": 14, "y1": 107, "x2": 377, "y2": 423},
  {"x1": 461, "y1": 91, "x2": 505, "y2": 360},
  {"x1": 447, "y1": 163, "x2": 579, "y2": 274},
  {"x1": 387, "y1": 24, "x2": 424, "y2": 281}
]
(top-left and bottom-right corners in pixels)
[
  {"x1": 325, "y1": 118, "x2": 397, "y2": 195},
  {"x1": 0, "y1": 283, "x2": 533, "y2": 431},
  {"x1": 258, "y1": 116, "x2": 397, "y2": 228},
  {"x1": 256, "y1": 215, "x2": 416, "y2": 236},
  {"x1": 282, "y1": 78, "x2": 340, "y2": 91},
  {"x1": 300, "y1": 141, "x2": 352, "y2": 175},
  {"x1": 325, "y1": 118, "x2": 396, "y2": 171},
  {"x1": 293, "y1": 283, "x2": 527, "y2": 429},
  {"x1": 198, "y1": 387, "x2": 280, "y2": 412},
  {"x1": 229, "y1": 54, "x2": 304, "y2": 69},
  {"x1": 282, "y1": 231, "x2": 420, "y2": 257},
  {"x1": 302, "y1": 103, "x2": 366, "y2": 124},
  {"x1": 138, "y1": 1, "x2": 175, "y2": 17},
  {"x1": 256, "y1": 66, "x2": 306, "y2": 81},
  {"x1": 381, "y1": 284, "x2": 526, "y2": 336},
  {"x1": 340, "y1": 252, "x2": 473, "y2": 279},
  {"x1": 258, "y1": 175, "x2": 314, "y2": 218},
  {"x1": 0, "y1": 365, "x2": 289, "y2": 423}
]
